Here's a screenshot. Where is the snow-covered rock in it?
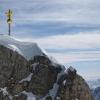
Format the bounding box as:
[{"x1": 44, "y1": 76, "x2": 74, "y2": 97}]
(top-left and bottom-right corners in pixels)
[
  {"x1": 19, "y1": 73, "x2": 33, "y2": 83},
  {"x1": 0, "y1": 35, "x2": 44, "y2": 60},
  {"x1": 0, "y1": 35, "x2": 93, "y2": 100}
]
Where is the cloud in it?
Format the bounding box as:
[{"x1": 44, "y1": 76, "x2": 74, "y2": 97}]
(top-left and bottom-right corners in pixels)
[
  {"x1": 28, "y1": 32, "x2": 100, "y2": 50},
  {"x1": 1, "y1": 0, "x2": 100, "y2": 79},
  {"x1": 1, "y1": 0, "x2": 100, "y2": 24},
  {"x1": 1, "y1": 0, "x2": 100, "y2": 64},
  {"x1": 1, "y1": 0, "x2": 100, "y2": 36},
  {"x1": 67, "y1": 61, "x2": 100, "y2": 80},
  {"x1": 17, "y1": 32, "x2": 100, "y2": 64},
  {"x1": 49, "y1": 51, "x2": 100, "y2": 64}
]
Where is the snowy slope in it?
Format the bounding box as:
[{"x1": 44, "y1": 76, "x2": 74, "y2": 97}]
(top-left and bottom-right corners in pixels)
[{"x1": 0, "y1": 35, "x2": 44, "y2": 60}]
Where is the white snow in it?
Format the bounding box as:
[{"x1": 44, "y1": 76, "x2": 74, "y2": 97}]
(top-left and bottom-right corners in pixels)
[
  {"x1": 31, "y1": 63, "x2": 39, "y2": 71},
  {"x1": 63, "y1": 80, "x2": 66, "y2": 86},
  {"x1": 75, "y1": 99, "x2": 79, "y2": 100},
  {"x1": 8, "y1": 44, "x2": 23, "y2": 54},
  {"x1": 19, "y1": 63, "x2": 39, "y2": 83},
  {"x1": 0, "y1": 87, "x2": 12, "y2": 100},
  {"x1": 21, "y1": 91, "x2": 36, "y2": 100},
  {"x1": 42, "y1": 66, "x2": 65, "y2": 100},
  {"x1": 56, "y1": 96, "x2": 61, "y2": 100},
  {"x1": 49, "y1": 83, "x2": 59, "y2": 98},
  {"x1": 19, "y1": 73, "x2": 33, "y2": 83},
  {"x1": 0, "y1": 87, "x2": 8, "y2": 96},
  {"x1": 0, "y1": 87, "x2": 36, "y2": 100},
  {"x1": 0, "y1": 35, "x2": 44, "y2": 60}
]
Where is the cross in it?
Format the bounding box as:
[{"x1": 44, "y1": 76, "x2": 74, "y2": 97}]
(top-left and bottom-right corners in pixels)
[{"x1": 6, "y1": 9, "x2": 13, "y2": 36}]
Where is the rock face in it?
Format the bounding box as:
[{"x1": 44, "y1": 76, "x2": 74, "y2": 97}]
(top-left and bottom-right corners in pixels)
[
  {"x1": 0, "y1": 45, "x2": 29, "y2": 88},
  {"x1": 58, "y1": 68, "x2": 93, "y2": 100},
  {"x1": 0, "y1": 44, "x2": 93, "y2": 100}
]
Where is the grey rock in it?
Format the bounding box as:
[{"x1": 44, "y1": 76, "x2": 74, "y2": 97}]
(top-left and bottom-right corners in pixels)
[
  {"x1": 58, "y1": 72, "x2": 93, "y2": 100},
  {"x1": 0, "y1": 45, "x2": 30, "y2": 93},
  {"x1": 28, "y1": 63, "x2": 58, "y2": 95}
]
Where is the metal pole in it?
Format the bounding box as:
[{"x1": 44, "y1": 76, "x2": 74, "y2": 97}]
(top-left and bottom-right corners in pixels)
[{"x1": 8, "y1": 23, "x2": 11, "y2": 36}]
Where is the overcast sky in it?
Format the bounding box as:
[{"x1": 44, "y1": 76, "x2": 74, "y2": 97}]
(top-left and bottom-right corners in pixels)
[{"x1": 0, "y1": 0, "x2": 100, "y2": 80}]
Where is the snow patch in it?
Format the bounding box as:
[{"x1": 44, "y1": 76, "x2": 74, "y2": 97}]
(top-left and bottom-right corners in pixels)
[
  {"x1": 0, "y1": 87, "x2": 12, "y2": 100},
  {"x1": 7, "y1": 44, "x2": 23, "y2": 54},
  {"x1": 22, "y1": 91, "x2": 36, "y2": 100},
  {"x1": 49, "y1": 83, "x2": 59, "y2": 99},
  {"x1": 19, "y1": 73, "x2": 33, "y2": 83},
  {"x1": 75, "y1": 99, "x2": 79, "y2": 100},
  {"x1": 0, "y1": 87, "x2": 8, "y2": 96},
  {"x1": 56, "y1": 96, "x2": 61, "y2": 100},
  {"x1": 31, "y1": 63, "x2": 38, "y2": 71},
  {"x1": 63, "y1": 80, "x2": 66, "y2": 86}
]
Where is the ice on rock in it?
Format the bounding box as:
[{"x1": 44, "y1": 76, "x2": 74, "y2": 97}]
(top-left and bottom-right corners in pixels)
[
  {"x1": 0, "y1": 87, "x2": 8, "y2": 96},
  {"x1": 0, "y1": 87, "x2": 12, "y2": 100},
  {"x1": 19, "y1": 73, "x2": 33, "y2": 83}
]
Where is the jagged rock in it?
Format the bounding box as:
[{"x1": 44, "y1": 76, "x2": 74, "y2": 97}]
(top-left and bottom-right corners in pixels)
[
  {"x1": 32, "y1": 55, "x2": 51, "y2": 65},
  {"x1": 28, "y1": 63, "x2": 58, "y2": 95},
  {"x1": 58, "y1": 71, "x2": 93, "y2": 100},
  {"x1": 9, "y1": 83, "x2": 23, "y2": 95},
  {"x1": 0, "y1": 45, "x2": 29, "y2": 88}
]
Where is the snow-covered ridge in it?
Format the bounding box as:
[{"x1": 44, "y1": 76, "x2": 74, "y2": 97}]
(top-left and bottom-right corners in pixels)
[{"x1": 0, "y1": 35, "x2": 44, "y2": 60}]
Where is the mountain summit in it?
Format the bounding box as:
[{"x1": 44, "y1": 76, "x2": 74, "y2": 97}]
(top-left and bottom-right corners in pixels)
[
  {"x1": 0, "y1": 35, "x2": 44, "y2": 60},
  {"x1": 0, "y1": 35, "x2": 93, "y2": 100}
]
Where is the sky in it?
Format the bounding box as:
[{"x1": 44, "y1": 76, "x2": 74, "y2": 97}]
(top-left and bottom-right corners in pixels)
[{"x1": 0, "y1": 0, "x2": 100, "y2": 80}]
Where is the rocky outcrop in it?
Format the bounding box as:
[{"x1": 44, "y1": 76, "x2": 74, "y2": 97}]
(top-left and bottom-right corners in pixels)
[
  {"x1": 28, "y1": 55, "x2": 62, "y2": 96},
  {"x1": 58, "y1": 68, "x2": 93, "y2": 100},
  {"x1": 0, "y1": 45, "x2": 93, "y2": 100},
  {"x1": 28, "y1": 64, "x2": 58, "y2": 96},
  {"x1": 0, "y1": 45, "x2": 29, "y2": 88}
]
